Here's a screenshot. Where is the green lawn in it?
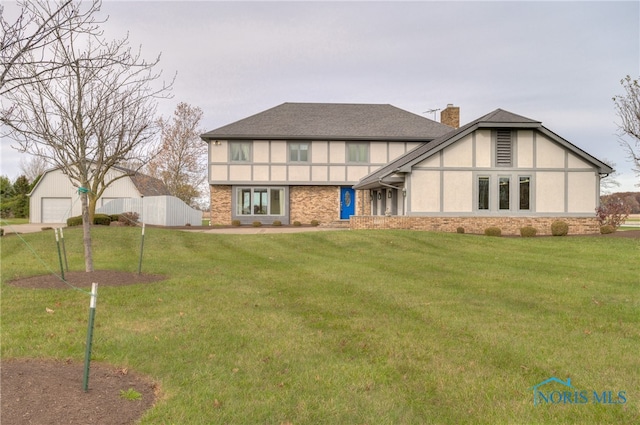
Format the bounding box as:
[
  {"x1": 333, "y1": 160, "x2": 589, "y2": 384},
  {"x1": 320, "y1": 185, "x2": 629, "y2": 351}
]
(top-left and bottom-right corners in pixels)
[{"x1": 1, "y1": 228, "x2": 638, "y2": 424}]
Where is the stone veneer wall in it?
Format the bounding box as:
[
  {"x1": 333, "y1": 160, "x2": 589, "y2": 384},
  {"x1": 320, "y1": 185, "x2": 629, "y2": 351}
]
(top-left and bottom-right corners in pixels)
[
  {"x1": 290, "y1": 186, "x2": 371, "y2": 224},
  {"x1": 290, "y1": 186, "x2": 339, "y2": 224},
  {"x1": 210, "y1": 185, "x2": 232, "y2": 225},
  {"x1": 350, "y1": 216, "x2": 600, "y2": 235}
]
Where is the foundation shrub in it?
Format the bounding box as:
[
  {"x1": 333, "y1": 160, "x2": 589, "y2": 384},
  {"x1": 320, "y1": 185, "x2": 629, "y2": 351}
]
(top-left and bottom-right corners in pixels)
[
  {"x1": 484, "y1": 227, "x2": 502, "y2": 237},
  {"x1": 456, "y1": 227, "x2": 465, "y2": 234},
  {"x1": 520, "y1": 226, "x2": 537, "y2": 237},
  {"x1": 551, "y1": 220, "x2": 569, "y2": 236},
  {"x1": 310, "y1": 220, "x2": 320, "y2": 227},
  {"x1": 293, "y1": 221, "x2": 301, "y2": 227},
  {"x1": 118, "y1": 212, "x2": 139, "y2": 226},
  {"x1": 66, "y1": 216, "x2": 83, "y2": 226},
  {"x1": 272, "y1": 220, "x2": 282, "y2": 226},
  {"x1": 231, "y1": 220, "x2": 241, "y2": 227},
  {"x1": 93, "y1": 214, "x2": 112, "y2": 226},
  {"x1": 252, "y1": 221, "x2": 262, "y2": 227},
  {"x1": 600, "y1": 224, "x2": 615, "y2": 234}
]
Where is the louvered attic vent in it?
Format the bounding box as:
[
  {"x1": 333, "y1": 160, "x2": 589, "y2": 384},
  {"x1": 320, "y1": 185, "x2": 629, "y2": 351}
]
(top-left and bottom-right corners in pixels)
[{"x1": 496, "y1": 129, "x2": 512, "y2": 167}]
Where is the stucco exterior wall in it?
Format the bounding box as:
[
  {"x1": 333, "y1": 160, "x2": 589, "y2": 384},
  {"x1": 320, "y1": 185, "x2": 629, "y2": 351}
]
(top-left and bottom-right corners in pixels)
[
  {"x1": 208, "y1": 139, "x2": 422, "y2": 185},
  {"x1": 399, "y1": 128, "x2": 602, "y2": 217}
]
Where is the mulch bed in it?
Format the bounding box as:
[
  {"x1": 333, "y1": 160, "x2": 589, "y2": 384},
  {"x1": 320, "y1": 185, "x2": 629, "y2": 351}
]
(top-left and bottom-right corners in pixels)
[
  {"x1": 2, "y1": 271, "x2": 166, "y2": 424},
  {"x1": 1, "y1": 358, "x2": 158, "y2": 425},
  {"x1": 6, "y1": 270, "x2": 167, "y2": 289}
]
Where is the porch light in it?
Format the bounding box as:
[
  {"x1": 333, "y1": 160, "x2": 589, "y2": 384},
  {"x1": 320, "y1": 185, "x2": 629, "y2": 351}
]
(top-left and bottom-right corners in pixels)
[
  {"x1": 377, "y1": 192, "x2": 382, "y2": 200},
  {"x1": 387, "y1": 190, "x2": 392, "y2": 198},
  {"x1": 402, "y1": 187, "x2": 407, "y2": 197}
]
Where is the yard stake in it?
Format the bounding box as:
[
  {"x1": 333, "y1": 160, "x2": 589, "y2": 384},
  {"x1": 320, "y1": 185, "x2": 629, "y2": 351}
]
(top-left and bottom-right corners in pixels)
[
  {"x1": 138, "y1": 223, "x2": 145, "y2": 275},
  {"x1": 54, "y1": 228, "x2": 65, "y2": 280},
  {"x1": 60, "y1": 227, "x2": 69, "y2": 271},
  {"x1": 83, "y1": 282, "x2": 98, "y2": 392}
]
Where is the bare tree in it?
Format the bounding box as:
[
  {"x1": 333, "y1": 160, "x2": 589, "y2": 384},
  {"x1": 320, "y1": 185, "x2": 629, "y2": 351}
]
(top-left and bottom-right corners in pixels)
[
  {"x1": 147, "y1": 102, "x2": 207, "y2": 208},
  {"x1": 2, "y1": 1, "x2": 173, "y2": 272},
  {"x1": 0, "y1": 0, "x2": 102, "y2": 96},
  {"x1": 19, "y1": 155, "x2": 48, "y2": 183},
  {"x1": 613, "y1": 75, "x2": 640, "y2": 186},
  {"x1": 599, "y1": 158, "x2": 621, "y2": 195}
]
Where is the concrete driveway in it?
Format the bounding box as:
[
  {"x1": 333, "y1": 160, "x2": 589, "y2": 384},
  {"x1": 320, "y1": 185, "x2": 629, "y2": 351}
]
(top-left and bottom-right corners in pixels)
[{"x1": 1, "y1": 223, "x2": 66, "y2": 234}]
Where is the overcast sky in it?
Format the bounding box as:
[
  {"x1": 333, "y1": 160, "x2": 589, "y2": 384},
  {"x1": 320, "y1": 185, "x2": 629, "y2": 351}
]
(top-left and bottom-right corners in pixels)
[{"x1": 1, "y1": 0, "x2": 639, "y2": 191}]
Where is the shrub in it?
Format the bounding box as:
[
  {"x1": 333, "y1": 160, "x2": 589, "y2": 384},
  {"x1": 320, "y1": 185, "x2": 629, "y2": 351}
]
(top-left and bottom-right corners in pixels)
[
  {"x1": 0, "y1": 228, "x2": 3, "y2": 237},
  {"x1": 293, "y1": 221, "x2": 301, "y2": 227},
  {"x1": 520, "y1": 226, "x2": 537, "y2": 237},
  {"x1": 93, "y1": 214, "x2": 111, "y2": 226},
  {"x1": 595, "y1": 195, "x2": 631, "y2": 229},
  {"x1": 484, "y1": 227, "x2": 502, "y2": 237},
  {"x1": 551, "y1": 220, "x2": 569, "y2": 236},
  {"x1": 68, "y1": 214, "x2": 114, "y2": 226},
  {"x1": 272, "y1": 220, "x2": 282, "y2": 226},
  {"x1": 118, "y1": 212, "x2": 139, "y2": 226},
  {"x1": 109, "y1": 214, "x2": 120, "y2": 222},
  {"x1": 231, "y1": 220, "x2": 241, "y2": 227},
  {"x1": 67, "y1": 215, "x2": 83, "y2": 226},
  {"x1": 310, "y1": 220, "x2": 319, "y2": 227},
  {"x1": 456, "y1": 227, "x2": 465, "y2": 234},
  {"x1": 252, "y1": 221, "x2": 262, "y2": 227},
  {"x1": 600, "y1": 224, "x2": 615, "y2": 234}
]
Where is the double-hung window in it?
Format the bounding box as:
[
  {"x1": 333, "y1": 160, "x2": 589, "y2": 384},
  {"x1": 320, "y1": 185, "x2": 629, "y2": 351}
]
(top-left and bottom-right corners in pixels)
[
  {"x1": 230, "y1": 141, "x2": 251, "y2": 162},
  {"x1": 289, "y1": 142, "x2": 309, "y2": 162},
  {"x1": 347, "y1": 142, "x2": 369, "y2": 163}
]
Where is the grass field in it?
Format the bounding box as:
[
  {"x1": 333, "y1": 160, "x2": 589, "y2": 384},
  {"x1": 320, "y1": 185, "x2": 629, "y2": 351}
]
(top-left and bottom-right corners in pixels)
[{"x1": 1, "y1": 227, "x2": 638, "y2": 424}]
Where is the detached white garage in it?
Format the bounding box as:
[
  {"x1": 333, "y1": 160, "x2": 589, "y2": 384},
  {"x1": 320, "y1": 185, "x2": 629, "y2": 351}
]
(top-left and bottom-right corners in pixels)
[{"x1": 29, "y1": 166, "x2": 170, "y2": 224}]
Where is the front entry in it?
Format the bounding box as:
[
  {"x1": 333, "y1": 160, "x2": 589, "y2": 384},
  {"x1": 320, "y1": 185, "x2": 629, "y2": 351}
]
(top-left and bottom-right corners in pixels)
[{"x1": 340, "y1": 187, "x2": 355, "y2": 219}]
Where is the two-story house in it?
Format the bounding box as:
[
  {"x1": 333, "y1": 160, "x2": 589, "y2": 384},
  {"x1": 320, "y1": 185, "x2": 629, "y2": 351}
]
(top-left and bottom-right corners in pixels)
[
  {"x1": 201, "y1": 102, "x2": 612, "y2": 234},
  {"x1": 201, "y1": 102, "x2": 455, "y2": 225}
]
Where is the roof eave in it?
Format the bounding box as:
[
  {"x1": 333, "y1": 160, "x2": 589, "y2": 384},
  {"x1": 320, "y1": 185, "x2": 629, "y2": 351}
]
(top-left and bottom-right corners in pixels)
[{"x1": 201, "y1": 134, "x2": 436, "y2": 142}]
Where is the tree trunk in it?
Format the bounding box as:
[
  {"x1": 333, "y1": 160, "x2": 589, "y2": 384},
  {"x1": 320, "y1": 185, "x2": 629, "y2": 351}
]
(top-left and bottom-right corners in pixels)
[
  {"x1": 81, "y1": 191, "x2": 94, "y2": 272},
  {"x1": 88, "y1": 194, "x2": 98, "y2": 224}
]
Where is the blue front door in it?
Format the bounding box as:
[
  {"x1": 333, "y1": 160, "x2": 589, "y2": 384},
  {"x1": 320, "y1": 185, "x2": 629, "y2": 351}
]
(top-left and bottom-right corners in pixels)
[{"x1": 340, "y1": 187, "x2": 355, "y2": 219}]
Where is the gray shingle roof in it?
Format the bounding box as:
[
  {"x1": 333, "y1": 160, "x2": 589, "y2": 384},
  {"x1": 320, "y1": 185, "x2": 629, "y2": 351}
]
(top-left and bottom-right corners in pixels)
[
  {"x1": 112, "y1": 165, "x2": 170, "y2": 196},
  {"x1": 201, "y1": 102, "x2": 454, "y2": 141},
  {"x1": 354, "y1": 108, "x2": 613, "y2": 189}
]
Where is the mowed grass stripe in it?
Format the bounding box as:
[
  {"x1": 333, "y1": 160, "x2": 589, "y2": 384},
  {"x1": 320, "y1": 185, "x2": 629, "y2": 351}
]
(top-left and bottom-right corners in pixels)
[{"x1": 2, "y1": 227, "x2": 638, "y2": 424}]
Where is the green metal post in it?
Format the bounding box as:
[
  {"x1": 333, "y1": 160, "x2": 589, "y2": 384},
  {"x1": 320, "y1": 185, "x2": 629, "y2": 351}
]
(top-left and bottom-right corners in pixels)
[
  {"x1": 83, "y1": 282, "x2": 98, "y2": 392},
  {"x1": 138, "y1": 223, "x2": 145, "y2": 275},
  {"x1": 55, "y1": 228, "x2": 65, "y2": 280}
]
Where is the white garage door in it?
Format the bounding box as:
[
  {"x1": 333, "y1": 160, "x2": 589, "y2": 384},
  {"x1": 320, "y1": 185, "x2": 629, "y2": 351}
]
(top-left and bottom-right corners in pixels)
[{"x1": 42, "y1": 198, "x2": 72, "y2": 223}]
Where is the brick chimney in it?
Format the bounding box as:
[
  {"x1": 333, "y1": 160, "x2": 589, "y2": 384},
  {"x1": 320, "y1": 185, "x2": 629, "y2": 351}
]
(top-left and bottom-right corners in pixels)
[{"x1": 441, "y1": 104, "x2": 460, "y2": 129}]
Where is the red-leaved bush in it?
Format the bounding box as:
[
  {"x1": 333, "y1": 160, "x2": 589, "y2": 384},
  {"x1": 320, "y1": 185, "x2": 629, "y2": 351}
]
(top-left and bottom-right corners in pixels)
[{"x1": 596, "y1": 196, "x2": 631, "y2": 229}]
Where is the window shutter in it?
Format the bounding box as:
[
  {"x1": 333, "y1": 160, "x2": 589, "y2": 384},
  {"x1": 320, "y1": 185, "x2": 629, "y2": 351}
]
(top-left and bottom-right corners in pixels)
[{"x1": 496, "y1": 130, "x2": 512, "y2": 166}]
